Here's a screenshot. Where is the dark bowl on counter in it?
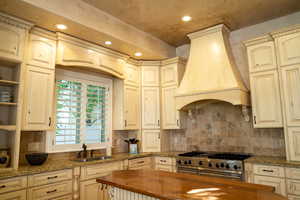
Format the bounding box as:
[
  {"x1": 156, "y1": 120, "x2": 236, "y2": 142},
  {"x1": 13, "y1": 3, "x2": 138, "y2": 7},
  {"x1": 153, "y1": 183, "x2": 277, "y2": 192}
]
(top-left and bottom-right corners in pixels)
[{"x1": 25, "y1": 153, "x2": 48, "y2": 166}]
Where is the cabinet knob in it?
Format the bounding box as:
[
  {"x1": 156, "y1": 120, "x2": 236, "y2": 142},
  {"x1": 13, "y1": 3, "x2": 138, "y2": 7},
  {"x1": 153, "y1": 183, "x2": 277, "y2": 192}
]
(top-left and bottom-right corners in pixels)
[
  {"x1": 158, "y1": 120, "x2": 160, "y2": 126},
  {"x1": 49, "y1": 117, "x2": 52, "y2": 127},
  {"x1": 124, "y1": 120, "x2": 127, "y2": 127},
  {"x1": 253, "y1": 116, "x2": 256, "y2": 124}
]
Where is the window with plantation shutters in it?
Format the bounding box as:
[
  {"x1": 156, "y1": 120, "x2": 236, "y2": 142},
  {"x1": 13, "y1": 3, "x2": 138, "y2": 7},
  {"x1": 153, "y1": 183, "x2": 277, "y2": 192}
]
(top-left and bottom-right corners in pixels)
[{"x1": 51, "y1": 69, "x2": 112, "y2": 152}]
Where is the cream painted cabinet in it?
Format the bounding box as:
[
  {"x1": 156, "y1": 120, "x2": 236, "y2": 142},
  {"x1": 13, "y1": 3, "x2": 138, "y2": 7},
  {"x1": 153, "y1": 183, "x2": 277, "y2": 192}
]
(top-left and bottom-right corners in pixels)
[
  {"x1": 27, "y1": 33, "x2": 56, "y2": 69},
  {"x1": 161, "y1": 86, "x2": 180, "y2": 129},
  {"x1": 287, "y1": 179, "x2": 300, "y2": 196},
  {"x1": 22, "y1": 65, "x2": 55, "y2": 130},
  {"x1": 254, "y1": 175, "x2": 286, "y2": 196},
  {"x1": 289, "y1": 195, "x2": 300, "y2": 200},
  {"x1": 249, "y1": 70, "x2": 283, "y2": 128},
  {"x1": 246, "y1": 41, "x2": 277, "y2": 73},
  {"x1": 80, "y1": 180, "x2": 109, "y2": 200},
  {"x1": 287, "y1": 127, "x2": 300, "y2": 161},
  {"x1": 125, "y1": 63, "x2": 139, "y2": 86},
  {"x1": 142, "y1": 130, "x2": 161, "y2": 152},
  {"x1": 113, "y1": 80, "x2": 139, "y2": 130},
  {"x1": 276, "y1": 32, "x2": 300, "y2": 67},
  {"x1": 142, "y1": 87, "x2": 160, "y2": 129},
  {"x1": 281, "y1": 65, "x2": 300, "y2": 126},
  {"x1": 0, "y1": 189, "x2": 26, "y2": 200},
  {"x1": 0, "y1": 21, "x2": 26, "y2": 62},
  {"x1": 141, "y1": 66, "x2": 160, "y2": 87}
]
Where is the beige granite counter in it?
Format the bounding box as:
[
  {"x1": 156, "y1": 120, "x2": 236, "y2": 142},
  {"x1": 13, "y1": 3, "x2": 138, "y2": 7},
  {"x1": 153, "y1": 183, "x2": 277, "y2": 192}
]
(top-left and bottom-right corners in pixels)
[
  {"x1": 0, "y1": 152, "x2": 181, "y2": 180},
  {"x1": 245, "y1": 156, "x2": 300, "y2": 168}
]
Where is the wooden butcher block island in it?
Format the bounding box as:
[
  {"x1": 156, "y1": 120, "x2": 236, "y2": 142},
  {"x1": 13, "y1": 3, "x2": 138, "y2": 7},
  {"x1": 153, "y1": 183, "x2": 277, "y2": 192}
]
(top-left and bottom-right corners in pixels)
[{"x1": 96, "y1": 170, "x2": 287, "y2": 200}]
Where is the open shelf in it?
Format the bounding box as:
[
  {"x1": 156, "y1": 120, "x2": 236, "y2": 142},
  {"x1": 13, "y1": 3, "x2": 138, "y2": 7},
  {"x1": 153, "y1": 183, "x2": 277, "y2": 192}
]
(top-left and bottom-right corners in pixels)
[
  {"x1": 0, "y1": 80, "x2": 19, "y2": 86},
  {"x1": 0, "y1": 102, "x2": 17, "y2": 106},
  {"x1": 0, "y1": 125, "x2": 16, "y2": 131}
]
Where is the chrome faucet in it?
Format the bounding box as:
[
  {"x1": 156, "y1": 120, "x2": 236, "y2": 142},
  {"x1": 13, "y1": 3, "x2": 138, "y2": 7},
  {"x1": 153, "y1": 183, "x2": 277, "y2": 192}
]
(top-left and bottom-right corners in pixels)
[{"x1": 77, "y1": 143, "x2": 88, "y2": 159}]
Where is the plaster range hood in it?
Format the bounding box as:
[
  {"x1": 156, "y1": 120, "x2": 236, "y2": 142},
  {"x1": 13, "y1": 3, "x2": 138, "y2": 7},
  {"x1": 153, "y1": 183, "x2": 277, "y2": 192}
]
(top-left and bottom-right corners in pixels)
[{"x1": 175, "y1": 24, "x2": 250, "y2": 110}]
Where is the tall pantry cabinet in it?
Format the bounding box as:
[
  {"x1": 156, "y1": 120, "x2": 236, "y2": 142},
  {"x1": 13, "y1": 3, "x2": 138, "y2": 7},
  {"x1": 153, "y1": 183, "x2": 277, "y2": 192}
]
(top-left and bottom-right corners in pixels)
[{"x1": 245, "y1": 25, "x2": 300, "y2": 161}]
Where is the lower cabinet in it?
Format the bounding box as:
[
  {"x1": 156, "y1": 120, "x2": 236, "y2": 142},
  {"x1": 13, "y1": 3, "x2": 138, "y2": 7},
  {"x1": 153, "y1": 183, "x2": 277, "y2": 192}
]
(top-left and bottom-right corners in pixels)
[
  {"x1": 80, "y1": 179, "x2": 110, "y2": 200},
  {"x1": 289, "y1": 195, "x2": 300, "y2": 200},
  {"x1": 253, "y1": 175, "x2": 286, "y2": 196},
  {"x1": 128, "y1": 157, "x2": 152, "y2": 170},
  {"x1": 0, "y1": 189, "x2": 27, "y2": 200}
]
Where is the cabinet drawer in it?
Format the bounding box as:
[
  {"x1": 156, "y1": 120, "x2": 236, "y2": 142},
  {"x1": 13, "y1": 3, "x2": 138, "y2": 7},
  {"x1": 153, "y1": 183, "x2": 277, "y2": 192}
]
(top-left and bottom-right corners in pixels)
[
  {"x1": 81, "y1": 161, "x2": 123, "y2": 180},
  {"x1": 27, "y1": 180, "x2": 72, "y2": 200},
  {"x1": 253, "y1": 164, "x2": 285, "y2": 177},
  {"x1": 288, "y1": 179, "x2": 300, "y2": 195},
  {"x1": 129, "y1": 165, "x2": 152, "y2": 170},
  {"x1": 286, "y1": 168, "x2": 300, "y2": 179},
  {"x1": 28, "y1": 169, "x2": 72, "y2": 187},
  {"x1": 0, "y1": 189, "x2": 26, "y2": 200},
  {"x1": 52, "y1": 195, "x2": 73, "y2": 200},
  {"x1": 254, "y1": 175, "x2": 286, "y2": 196},
  {"x1": 155, "y1": 156, "x2": 174, "y2": 165},
  {"x1": 128, "y1": 157, "x2": 152, "y2": 168},
  {"x1": 0, "y1": 176, "x2": 27, "y2": 194},
  {"x1": 289, "y1": 195, "x2": 300, "y2": 200},
  {"x1": 155, "y1": 164, "x2": 174, "y2": 172}
]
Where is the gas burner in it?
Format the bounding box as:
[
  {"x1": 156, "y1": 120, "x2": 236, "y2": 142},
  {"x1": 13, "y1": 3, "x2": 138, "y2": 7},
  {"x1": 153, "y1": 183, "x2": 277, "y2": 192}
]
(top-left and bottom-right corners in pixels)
[
  {"x1": 208, "y1": 153, "x2": 251, "y2": 160},
  {"x1": 178, "y1": 151, "x2": 208, "y2": 157}
]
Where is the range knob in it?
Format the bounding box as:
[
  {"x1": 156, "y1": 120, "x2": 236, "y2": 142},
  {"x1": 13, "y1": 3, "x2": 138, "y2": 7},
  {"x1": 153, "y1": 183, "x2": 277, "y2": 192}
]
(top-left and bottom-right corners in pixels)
[
  {"x1": 188, "y1": 160, "x2": 192, "y2": 164},
  {"x1": 198, "y1": 161, "x2": 203, "y2": 165},
  {"x1": 226, "y1": 164, "x2": 230, "y2": 169},
  {"x1": 216, "y1": 164, "x2": 220, "y2": 168},
  {"x1": 233, "y1": 165, "x2": 238, "y2": 170},
  {"x1": 177, "y1": 160, "x2": 182, "y2": 164},
  {"x1": 220, "y1": 163, "x2": 224, "y2": 168},
  {"x1": 184, "y1": 161, "x2": 188, "y2": 165},
  {"x1": 208, "y1": 163, "x2": 213, "y2": 167}
]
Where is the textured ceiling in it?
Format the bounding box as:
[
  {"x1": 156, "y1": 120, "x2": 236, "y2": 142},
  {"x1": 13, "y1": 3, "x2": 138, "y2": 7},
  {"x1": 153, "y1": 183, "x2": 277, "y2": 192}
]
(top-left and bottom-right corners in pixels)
[{"x1": 83, "y1": 0, "x2": 300, "y2": 46}]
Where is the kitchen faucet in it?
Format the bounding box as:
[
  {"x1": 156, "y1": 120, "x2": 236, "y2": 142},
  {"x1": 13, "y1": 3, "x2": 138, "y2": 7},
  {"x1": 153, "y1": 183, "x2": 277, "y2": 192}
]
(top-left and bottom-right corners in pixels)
[{"x1": 77, "y1": 143, "x2": 88, "y2": 159}]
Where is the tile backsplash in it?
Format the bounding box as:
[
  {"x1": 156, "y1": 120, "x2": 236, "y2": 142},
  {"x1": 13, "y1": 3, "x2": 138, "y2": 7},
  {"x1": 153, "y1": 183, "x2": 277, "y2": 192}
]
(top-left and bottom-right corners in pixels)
[{"x1": 166, "y1": 101, "x2": 286, "y2": 157}]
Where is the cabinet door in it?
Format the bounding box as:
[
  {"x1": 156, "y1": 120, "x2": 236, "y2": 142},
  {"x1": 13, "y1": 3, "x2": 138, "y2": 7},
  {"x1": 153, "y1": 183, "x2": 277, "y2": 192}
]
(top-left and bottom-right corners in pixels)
[
  {"x1": 125, "y1": 63, "x2": 139, "y2": 86},
  {"x1": 161, "y1": 64, "x2": 178, "y2": 87},
  {"x1": 23, "y1": 65, "x2": 54, "y2": 130},
  {"x1": 289, "y1": 195, "x2": 300, "y2": 200},
  {"x1": 254, "y1": 175, "x2": 286, "y2": 196},
  {"x1": 124, "y1": 85, "x2": 139, "y2": 129},
  {"x1": 142, "y1": 130, "x2": 161, "y2": 152},
  {"x1": 162, "y1": 86, "x2": 180, "y2": 129},
  {"x1": 281, "y1": 65, "x2": 300, "y2": 126},
  {"x1": 142, "y1": 87, "x2": 160, "y2": 129},
  {"x1": 276, "y1": 32, "x2": 300, "y2": 66},
  {"x1": 80, "y1": 180, "x2": 110, "y2": 200},
  {"x1": 0, "y1": 189, "x2": 26, "y2": 200},
  {"x1": 0, "y1": 22, "x2": 25, "y2": 62},
  {"x1": 28, "y1": 34, "x2": 56, "y2": 69},
  {"x1": 247, "y1": 41, "x2": 277, "y2": 73},
  {"x1": 250, "y1": 70, "x2": 283, "y2": 128},
  {"x1": 287, "y1": 179, "x2": 300, "y2": 196},
  {"x1": 287, "y1": 127, "x2": 300, "y2": 161},
  {"x1": 141, "y1": 66, "x2": 159, "y2": 86}
]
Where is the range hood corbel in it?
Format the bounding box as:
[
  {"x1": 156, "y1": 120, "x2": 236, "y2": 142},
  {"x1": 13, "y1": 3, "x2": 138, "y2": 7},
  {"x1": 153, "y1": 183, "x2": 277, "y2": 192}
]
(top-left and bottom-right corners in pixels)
[{"x1": 175, "y1": 24, "x2": 249, "y2": 110}]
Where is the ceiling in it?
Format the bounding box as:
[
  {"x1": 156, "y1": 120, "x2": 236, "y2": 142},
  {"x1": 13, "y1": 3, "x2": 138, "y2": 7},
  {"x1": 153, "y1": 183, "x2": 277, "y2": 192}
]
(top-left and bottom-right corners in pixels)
[{"x1": 83, "y1": 0, "x2": 300, "y2": 46}]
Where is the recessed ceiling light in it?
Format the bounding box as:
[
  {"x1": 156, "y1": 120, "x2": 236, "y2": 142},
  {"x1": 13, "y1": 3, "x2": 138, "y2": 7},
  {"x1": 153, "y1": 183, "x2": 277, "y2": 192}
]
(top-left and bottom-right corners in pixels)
[
  {"x1": 134, "y1": 52, "x2": 142, "y2": 57},
  {"x1": 182, "y1": 16, "x2": 192, "y2": 22},
  {"x1": 105, "y1": 41, "x2": 112, "y2": 45},
  {"x1": 56, "y1": 24, "x2": 67, "y2": 30}
]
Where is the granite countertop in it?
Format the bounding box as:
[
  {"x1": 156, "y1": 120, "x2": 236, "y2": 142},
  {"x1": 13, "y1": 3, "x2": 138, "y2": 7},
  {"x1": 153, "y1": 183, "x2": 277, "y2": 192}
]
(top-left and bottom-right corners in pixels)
[
  {"x1": 0, "y1": 152, "x2": 181, "y2": 179},
  {"x1": 245, "y1": 156, "x2": 300, "y2": 168}
]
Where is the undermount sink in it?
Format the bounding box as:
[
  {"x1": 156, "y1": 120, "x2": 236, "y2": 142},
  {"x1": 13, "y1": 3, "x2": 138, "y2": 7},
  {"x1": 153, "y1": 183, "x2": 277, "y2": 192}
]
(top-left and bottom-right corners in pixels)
[{"x1": 73, "y1": 156, "x2": 112, "y2": 162}]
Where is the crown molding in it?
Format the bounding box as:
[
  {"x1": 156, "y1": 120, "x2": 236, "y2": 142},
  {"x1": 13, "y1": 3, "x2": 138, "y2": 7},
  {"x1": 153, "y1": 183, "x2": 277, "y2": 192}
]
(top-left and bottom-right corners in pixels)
[
  {"x1": 161, "y1": 57, "x2": 187, "y2": 66},
  {"x1": 243, "y1": 34, "x2": 273, "y2": 47},
  {"x1": 0, "y1": 12, "x2": 33, "y2": 30}
]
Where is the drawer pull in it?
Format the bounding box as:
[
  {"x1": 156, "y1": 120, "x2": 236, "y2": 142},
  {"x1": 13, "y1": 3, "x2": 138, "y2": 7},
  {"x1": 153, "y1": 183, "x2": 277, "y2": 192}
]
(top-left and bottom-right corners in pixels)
[
  {"x1": 0, "y1": 185, "x2": 6, "y2": 189},
  {"x1": 160, "y1": 160, "x2": 166, "y2": 163},
  {"x1": 46, "y1": 189, "x2": 57, "y2": 194},
  {"x1": 47, "y1": 175, "x2": 58, "y2": 179},
  {"x1": 262, "y1": 169, "x2": 274, "y2": 173},
  {"x1": 137, "y1": 161, "x2": 145, "y2": 164}
]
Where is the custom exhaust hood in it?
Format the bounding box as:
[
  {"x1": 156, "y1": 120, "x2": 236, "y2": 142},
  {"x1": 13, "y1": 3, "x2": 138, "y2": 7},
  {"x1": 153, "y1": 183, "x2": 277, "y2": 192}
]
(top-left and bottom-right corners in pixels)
[{"x1": 175, "y1": 24, "x2": 249, "y2": 110}]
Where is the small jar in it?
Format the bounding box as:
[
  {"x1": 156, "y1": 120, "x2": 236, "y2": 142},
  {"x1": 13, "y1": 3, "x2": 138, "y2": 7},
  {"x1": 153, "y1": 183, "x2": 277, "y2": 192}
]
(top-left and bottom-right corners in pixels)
[{"x1": 0, "y1": 149, "x2": 10, "y2": 168}]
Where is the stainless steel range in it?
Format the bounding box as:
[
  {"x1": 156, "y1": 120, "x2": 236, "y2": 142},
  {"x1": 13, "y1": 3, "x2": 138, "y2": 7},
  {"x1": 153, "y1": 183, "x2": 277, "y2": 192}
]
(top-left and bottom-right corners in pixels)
[{"x1": 176, "y1": 151, "x2": 251, "y2": 180}]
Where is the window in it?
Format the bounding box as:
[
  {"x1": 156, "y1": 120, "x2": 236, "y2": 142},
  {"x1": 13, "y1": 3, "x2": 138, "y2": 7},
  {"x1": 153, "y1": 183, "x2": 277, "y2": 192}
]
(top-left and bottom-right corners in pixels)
[{"x1": 49, "y1": 69, "x2": 112, "y2": 152}]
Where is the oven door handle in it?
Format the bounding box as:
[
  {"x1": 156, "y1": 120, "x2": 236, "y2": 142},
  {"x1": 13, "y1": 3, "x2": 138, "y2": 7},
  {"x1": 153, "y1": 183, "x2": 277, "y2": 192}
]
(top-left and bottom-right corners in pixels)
[
  {"x1": 197, "y1": 167, "x2": 243, "y2": 174},
  {"x1": 197, "y1": 171, "x2": 241, "y2": 179}
]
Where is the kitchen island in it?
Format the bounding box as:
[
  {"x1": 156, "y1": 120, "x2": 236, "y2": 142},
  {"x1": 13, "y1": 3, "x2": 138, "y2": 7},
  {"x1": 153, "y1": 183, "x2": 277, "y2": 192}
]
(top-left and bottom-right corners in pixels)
[{"x1": 97, "y1": 170, "x2": 287, "y2": 200}]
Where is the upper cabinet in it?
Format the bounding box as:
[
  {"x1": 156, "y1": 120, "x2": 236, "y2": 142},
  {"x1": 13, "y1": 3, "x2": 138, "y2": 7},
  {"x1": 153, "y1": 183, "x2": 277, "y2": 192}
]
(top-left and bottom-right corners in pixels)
[
  {"x1": 274, "y1": 31, "x2": 300, "y2": 67},
  {"x1": 141, "y1": 65, "x2": 160, "y2": 87},
  {"x1": 56, "y1": 33, "x2": 126, "y2": 79},
  {"x1": 246, "y1": 40, "x2": 277, "y2": 73},
  {"x1": 0, "y1": 13, "x2": 32, "y2": 62},
  {"x1": 142, "y1": 87, "x2": 160, "y2": 129},
  {"x1": 160, "y1": 58, "x2": 186, "y2": 87},
  {"x1": 124, "y1": 62, "x2": 140, "y2": 87}
]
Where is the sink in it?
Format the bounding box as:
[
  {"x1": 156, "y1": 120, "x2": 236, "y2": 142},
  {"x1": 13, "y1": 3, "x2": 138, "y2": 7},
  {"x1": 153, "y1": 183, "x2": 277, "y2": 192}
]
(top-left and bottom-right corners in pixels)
[{"x1": 73, "y1": 156, "x2": 112, "y2": 162}]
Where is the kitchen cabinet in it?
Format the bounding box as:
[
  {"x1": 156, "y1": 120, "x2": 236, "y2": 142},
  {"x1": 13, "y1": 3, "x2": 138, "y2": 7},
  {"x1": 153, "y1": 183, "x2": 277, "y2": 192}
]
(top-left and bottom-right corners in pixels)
[
  {"x1": 124, "y1": 62, "x2": 140, "y2": 86},
  {"x1": 142, "y1": 130, "x2": 161, "y2": 152},
  {"x1": 80, "y1": 180, "x2": 110, "y2": 200},
  {"x1": 246, "y1": 40, "x2": 277, "y2": 73},
  {"x1": 27, "y1": 32, "x2": 56, "y2": 69},
  {"x1": 128, "y1": 157, "x2": 152, "y2": 170},
  {"x1": 289, "y1": 195, "x2": 300, "y2": 200},
  {"x1": 287, "y1": 127, "x2": 300, "y2": 161},
  {"x1": 154, "y1": 156, "x2": 176, "y2": 172},
  {"x1": 141, "y1": 65, "x2": 160, "y2": 87},
  {"x1": 281, "y1": 65, "x2": 300, "y2": 126},
  {"x1": 113, "y1": 80, "x2": 140, "y2": 130},
  {"x1": 249, "y1": 70, "x2": 283, "y2": 128},
  {"x1": 0, "y1": 176, "x2": 27, "y2": 194},
  {"x1": 287, "y1": 179, "x2": 300, "y2": 196},
  {"x1": 28, "y1": 169, "x2": 73, "y2": 187},
  {"x1": 0, "y1": 189, "x2": 26, "y2": 200},
  {"x1": 275, "y1": 31, "x2": 300, "y2": 67},
  {"x1": 254, "y1": 175, "x2": 286, "y2": 196},
  {"x1": 22, "y1": 65, "x2": 55, "y2": 130},
  {"x1": 161, "y1": 86, "x2": 180, "y2": 129},
  {"x1": 142, "y1": 87, "x2": 160, "y2": 129},
  {"x1": 0, "y1": 21, "x2": 26, "y2": 62}
]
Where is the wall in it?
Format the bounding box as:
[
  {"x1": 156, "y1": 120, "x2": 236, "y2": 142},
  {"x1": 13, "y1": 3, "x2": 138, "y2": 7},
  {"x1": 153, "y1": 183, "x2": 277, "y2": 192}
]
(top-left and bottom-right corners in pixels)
[{"x1": 167, "y1": 102, "x2": 285, "y2": 157}]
